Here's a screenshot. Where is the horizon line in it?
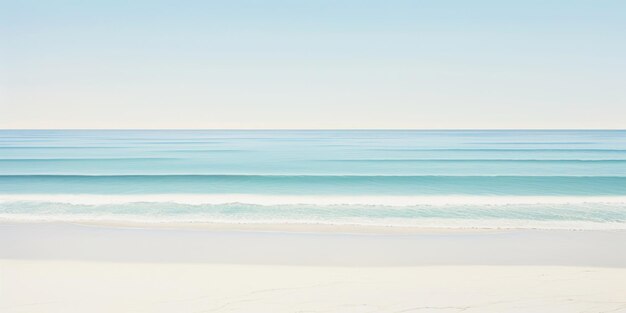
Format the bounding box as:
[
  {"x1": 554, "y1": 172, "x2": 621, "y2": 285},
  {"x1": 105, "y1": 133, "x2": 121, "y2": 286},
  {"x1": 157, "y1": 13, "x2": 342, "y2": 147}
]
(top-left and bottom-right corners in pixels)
[{"x1": 1, "y1": 128, "x2": 625, "y2": 131}]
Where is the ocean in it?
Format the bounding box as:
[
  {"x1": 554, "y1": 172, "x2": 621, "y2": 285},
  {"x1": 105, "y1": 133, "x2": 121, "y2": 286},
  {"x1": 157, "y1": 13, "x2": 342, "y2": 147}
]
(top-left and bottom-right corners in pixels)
[{"x1": 1, "y1": 130, "x2": 625, "y2": 229}]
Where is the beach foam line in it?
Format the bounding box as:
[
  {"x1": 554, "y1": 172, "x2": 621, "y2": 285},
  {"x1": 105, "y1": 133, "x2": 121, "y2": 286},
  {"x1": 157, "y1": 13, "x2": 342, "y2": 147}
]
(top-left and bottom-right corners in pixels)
[
  {"x1": 2, "y1": 213, "x2": 626, "y2": 231},
  {"x1": 2, "y1": 194, "x2": 626, "y2": 206}
]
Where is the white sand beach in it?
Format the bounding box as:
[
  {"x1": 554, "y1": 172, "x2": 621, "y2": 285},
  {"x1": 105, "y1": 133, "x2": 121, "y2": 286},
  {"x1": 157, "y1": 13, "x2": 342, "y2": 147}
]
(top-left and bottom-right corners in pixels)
[
  {"x1": 2, "y1": 222, "x2": 626, "y2": 313},
  {"x1": 3, "y1": 261, "x2": 626, "y2": 313}
]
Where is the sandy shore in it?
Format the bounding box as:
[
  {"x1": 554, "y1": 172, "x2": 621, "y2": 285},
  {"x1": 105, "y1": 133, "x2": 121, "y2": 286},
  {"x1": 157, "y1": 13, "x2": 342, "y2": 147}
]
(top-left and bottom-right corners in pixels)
[
  {"x1": 2, "y1": 222, "x2": 626, "y2": 312},
  {"x1": 2, "y1": 222, "x2": 626, "y2": 266},
  {"x1": 2, "y1": 261, "x2": 626, "y2": 313}
]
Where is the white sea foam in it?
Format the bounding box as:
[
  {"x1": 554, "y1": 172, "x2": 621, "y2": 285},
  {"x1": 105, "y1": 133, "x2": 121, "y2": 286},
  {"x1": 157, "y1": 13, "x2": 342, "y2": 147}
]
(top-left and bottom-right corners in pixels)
[
  {"x1": 2, "y1": 194, "x2": 626, "y2": 230},
  {"x1": 1, "y1": 213, "x2": 626, "y2": 230},
  {"x1": 2, "y1": 194, "x2": 626, "y2": 206}
]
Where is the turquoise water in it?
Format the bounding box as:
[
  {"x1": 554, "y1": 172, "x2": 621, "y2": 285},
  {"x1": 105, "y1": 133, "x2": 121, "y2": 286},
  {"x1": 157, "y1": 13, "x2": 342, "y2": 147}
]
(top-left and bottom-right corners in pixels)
[{"x1": 1, "y1": 130, "x2": 625, "y2": 229}]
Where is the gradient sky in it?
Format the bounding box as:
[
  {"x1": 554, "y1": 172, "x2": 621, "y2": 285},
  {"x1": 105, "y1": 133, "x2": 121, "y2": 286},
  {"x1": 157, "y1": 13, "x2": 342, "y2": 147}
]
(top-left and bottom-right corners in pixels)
[{"x1": 1, "y1": 0, "x2": 625, "y2": 129}]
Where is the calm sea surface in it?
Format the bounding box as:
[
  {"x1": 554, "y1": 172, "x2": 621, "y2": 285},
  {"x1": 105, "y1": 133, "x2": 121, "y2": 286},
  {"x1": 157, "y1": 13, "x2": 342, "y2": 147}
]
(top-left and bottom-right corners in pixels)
[{"x1": 1, "y1": 130, "x2": 625, "y2": 229}]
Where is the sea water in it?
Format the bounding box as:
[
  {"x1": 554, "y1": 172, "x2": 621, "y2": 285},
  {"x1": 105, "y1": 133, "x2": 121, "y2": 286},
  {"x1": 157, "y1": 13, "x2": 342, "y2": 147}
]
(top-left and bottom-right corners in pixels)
[{"x1": 1, "y1": 130, "x2": 625, "y2": 229}]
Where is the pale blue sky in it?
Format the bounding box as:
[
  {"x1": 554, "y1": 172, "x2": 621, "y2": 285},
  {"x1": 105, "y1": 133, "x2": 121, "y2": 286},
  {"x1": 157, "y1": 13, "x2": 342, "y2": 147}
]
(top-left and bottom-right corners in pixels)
[{"x1": 1, "y1": 0, "x2": 625, "y2": 129}]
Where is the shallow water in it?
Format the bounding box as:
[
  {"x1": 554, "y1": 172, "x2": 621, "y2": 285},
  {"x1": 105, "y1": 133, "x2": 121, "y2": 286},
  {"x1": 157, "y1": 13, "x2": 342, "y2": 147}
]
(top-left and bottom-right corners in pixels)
[{"x1": 1, "y1": 130, "x2": 625, "y2": 229}]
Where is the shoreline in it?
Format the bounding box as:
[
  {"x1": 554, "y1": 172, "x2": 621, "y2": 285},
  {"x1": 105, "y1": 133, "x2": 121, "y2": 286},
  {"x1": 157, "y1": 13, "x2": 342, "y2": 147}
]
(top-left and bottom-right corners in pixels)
[
  {"x1": 3, "y1": 193, "x2": 626, "y2": 231},
  {"x1": 3, "y1": 217, "x2": 626, "y2": 233},
  {"x1": 0, "y1": 219, "x2": 524, "y2": 234},
  {"x1": 4, "y1": 193, "x2": 626, "y2": 205}
]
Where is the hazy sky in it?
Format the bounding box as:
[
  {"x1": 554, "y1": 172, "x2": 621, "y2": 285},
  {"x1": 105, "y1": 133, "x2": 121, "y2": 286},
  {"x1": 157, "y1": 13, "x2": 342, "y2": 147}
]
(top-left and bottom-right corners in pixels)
[{"x1": 1, "y1": 0, "x2": 625, "y2": 129}]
